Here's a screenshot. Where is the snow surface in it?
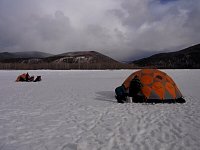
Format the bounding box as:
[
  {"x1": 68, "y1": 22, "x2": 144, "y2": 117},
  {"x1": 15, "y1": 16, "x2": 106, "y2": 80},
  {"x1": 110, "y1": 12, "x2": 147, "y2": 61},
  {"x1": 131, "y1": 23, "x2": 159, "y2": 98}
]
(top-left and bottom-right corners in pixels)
[{"x1": 0, "y1": 70, "x2": 200, "y2": 150}]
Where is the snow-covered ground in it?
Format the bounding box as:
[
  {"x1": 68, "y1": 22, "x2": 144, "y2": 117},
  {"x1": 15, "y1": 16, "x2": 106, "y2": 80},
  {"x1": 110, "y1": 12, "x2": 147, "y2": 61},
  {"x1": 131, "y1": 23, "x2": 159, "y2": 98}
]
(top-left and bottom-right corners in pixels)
[{"x1": 0, "y1": 70, "x2": 200, "y2": 150}]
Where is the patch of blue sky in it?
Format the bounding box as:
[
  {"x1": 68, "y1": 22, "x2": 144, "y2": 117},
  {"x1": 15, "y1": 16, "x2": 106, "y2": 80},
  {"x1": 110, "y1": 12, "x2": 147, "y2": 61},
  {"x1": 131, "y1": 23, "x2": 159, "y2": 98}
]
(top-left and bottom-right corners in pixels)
[{"x1": 159, "y1": 0, "x2": 178, "y2": 4}]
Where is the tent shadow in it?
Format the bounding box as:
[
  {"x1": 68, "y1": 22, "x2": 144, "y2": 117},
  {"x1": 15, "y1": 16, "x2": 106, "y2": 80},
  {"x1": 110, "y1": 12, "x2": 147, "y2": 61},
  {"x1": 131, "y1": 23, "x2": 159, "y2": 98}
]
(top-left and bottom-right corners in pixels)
[{"x1": 95, "y1": 91, "x2": 116, "y2": 103}]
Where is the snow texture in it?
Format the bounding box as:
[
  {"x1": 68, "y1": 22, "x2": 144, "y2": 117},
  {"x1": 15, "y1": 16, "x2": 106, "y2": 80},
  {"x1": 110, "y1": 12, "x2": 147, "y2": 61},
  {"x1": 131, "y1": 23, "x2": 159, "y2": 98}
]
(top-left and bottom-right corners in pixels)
[{"x1": 0, "y1": 70, "x2": 200, "y2": 150}]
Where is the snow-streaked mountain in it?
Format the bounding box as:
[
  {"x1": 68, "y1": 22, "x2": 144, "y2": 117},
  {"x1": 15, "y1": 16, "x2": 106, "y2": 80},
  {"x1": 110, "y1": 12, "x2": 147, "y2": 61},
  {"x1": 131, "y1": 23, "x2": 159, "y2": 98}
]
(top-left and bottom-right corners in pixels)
[
  {"x1": 43, "y1": 51, "x2": 119, "y2": 64},
  {"x1": 0, "y1": 51, "x2": 130, "y2": 69}
]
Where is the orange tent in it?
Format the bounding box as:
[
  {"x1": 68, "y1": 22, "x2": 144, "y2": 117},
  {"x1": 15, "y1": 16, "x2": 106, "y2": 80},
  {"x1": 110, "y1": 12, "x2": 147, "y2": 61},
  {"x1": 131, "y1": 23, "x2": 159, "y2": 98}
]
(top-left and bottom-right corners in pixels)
[
  {"x1": 16, "y1": 73, "x2": 37, "y2": 82},
  {"x1": 123, "y1": 69, "x2": 185, "y2": 103},
  {"x1": 16, "y1": 73, "x2": 27, "y2": 82}
]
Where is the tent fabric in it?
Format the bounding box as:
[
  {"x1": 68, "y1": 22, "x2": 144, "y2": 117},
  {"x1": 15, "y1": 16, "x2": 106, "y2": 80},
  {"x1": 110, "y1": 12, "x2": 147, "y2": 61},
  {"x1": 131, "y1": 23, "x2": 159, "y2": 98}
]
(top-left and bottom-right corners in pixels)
[
  {"x1": 123, "y1": 69, "x2": 183, "y2": 102},
  {"x1": 16, "y1": 73, "x2": 27, "y2": 82}
]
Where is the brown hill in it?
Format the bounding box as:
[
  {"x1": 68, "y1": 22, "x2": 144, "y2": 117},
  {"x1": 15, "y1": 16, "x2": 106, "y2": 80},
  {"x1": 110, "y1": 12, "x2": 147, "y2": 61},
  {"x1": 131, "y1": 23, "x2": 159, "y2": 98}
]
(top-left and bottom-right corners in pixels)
[
  {"x1": 0, "y1": 51, "x2": 52, "y2": 61},
  {"x1": 0, "y1": 51, "x2": 132, "y2": 69},
  {"x1": 131, "y1": 44, "x2": 200, "y2": 68}
]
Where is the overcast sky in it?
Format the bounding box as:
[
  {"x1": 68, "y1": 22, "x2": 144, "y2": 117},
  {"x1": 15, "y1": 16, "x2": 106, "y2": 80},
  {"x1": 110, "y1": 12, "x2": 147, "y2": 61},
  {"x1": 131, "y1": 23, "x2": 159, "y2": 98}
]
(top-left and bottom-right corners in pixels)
[{"x1": 0, "y1": 0, "x2": 200, "y2": 61}]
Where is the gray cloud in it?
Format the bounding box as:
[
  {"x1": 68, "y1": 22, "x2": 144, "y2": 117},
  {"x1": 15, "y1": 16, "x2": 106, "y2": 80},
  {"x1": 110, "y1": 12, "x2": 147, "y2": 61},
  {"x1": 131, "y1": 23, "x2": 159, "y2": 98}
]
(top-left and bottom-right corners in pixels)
[
  {"x1": 0, "y1": 0, "x2": 200, "y2": 61},
  {"x1": 109, "y1": 0, "x2": 200, "y2": 60}
]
